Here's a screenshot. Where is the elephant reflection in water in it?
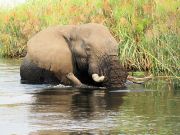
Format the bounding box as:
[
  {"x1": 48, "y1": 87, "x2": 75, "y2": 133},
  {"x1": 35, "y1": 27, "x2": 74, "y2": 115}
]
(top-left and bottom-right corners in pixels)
[
  {"x1": 30, "y1": 89, "x2": 125, "y2": 119},
  {"x1": 29, "y1": 89, "x2": 125, "y2": 134}
]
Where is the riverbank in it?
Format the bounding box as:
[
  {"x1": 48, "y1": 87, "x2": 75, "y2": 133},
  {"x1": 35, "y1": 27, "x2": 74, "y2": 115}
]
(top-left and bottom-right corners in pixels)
[{"x1": 0, "y1": 0, "x2": 179, "y2": 76}]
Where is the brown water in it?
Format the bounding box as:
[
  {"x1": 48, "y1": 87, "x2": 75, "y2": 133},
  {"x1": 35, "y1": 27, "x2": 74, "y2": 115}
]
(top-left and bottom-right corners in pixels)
[{"x1": 0, "y1": 59, "x2": 179, "y2": 135}]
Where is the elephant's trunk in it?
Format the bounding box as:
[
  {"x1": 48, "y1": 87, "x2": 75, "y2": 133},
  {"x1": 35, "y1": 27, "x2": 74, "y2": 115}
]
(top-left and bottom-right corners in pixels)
[
  {"x1": 88, "y1": 52, "x2": 128, "y2": 88},
  {"x1": 100, "y1": 54, "x2": 128, "y2": 88}
]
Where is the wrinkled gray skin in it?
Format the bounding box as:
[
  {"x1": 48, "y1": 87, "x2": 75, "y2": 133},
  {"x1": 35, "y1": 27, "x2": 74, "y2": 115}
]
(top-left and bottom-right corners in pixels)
[{"x1": 20, "y1": 23, "x2": 128, "y2": 88}]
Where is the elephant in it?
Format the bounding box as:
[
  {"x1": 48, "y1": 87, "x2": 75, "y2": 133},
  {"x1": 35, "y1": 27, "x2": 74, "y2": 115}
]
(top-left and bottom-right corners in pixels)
[{"x1": 20, "y1": 23, "x2": 128, "y2": 88}]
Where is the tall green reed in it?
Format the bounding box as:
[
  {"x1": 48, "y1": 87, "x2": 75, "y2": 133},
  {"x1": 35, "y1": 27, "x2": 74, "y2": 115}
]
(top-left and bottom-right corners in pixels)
[{"x1": 0, "y1": 0, "x2": 179, "y2": 76}]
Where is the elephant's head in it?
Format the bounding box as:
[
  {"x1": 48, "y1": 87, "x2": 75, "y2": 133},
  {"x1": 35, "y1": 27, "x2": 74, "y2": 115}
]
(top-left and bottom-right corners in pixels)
[{"x1": 64, "y1": 23, "x2": 128, "y2": 88}]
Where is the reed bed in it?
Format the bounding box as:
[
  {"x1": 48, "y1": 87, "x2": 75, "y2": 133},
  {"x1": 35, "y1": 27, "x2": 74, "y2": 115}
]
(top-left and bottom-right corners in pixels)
[{"x1": 0, "y1": 0, "x2": 179, "y2": 76}]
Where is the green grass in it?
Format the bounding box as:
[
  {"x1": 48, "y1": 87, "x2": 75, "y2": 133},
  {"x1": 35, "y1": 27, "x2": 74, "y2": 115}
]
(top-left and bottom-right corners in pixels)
[{"x1": 0, "y1": 0, "x2": 179, "y2": 77}]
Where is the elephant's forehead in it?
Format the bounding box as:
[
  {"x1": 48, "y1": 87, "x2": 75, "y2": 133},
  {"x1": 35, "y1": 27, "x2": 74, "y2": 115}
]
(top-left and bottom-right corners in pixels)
[
  {"x1": 86, "y1": 36, "x2": 117, "y2": 49},
  {"x1": 77, "y1": 24, "x2": 111, "y2": 37}
]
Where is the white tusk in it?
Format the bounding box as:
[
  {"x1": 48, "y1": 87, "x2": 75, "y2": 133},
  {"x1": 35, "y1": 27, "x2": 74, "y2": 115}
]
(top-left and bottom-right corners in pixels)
[
  {"x1": 92, "y1": 74, "x2": 105, "y2": 82},
  {"x1": 99, "y1": 76, "x2": 105, "y2": 81}
]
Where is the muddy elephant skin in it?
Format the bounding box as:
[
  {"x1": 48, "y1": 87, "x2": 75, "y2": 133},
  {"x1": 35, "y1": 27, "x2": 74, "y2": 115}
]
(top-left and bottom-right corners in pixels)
[{"x1": 20, "y1": 23, "x2": 128, "y2": 88}]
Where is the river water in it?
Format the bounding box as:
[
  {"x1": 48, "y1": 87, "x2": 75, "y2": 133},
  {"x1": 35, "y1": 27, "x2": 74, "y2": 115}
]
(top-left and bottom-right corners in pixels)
[{"x1": 0, "y1": 59, "x2": 179, "y2": 135}]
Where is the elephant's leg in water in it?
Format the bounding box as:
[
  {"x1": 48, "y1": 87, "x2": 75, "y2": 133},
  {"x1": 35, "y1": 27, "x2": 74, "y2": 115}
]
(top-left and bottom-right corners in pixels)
[{"x1": 66, "y1": 72, "x2": 82, "y2": 86}]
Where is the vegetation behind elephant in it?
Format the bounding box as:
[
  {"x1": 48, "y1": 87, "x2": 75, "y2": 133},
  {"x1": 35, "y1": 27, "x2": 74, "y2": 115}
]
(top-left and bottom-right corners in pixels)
[{"x1": 20, "y1": 23, "x2": 128, "y2": 88}]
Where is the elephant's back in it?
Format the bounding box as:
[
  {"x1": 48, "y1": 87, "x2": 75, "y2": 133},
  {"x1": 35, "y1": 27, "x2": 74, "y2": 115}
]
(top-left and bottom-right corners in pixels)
[{"x1": 27, "y1": 26, "x2": 74, "y2": 75}]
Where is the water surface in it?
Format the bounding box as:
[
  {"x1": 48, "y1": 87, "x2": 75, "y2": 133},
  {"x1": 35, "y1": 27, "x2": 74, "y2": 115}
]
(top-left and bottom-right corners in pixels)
[{"x1": 0, "y1": 59, "x2": 179, "y2": 135}]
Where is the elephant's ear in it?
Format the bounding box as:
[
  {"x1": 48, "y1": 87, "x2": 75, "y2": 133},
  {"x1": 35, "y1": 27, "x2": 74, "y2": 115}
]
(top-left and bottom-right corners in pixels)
[{"x1": 27, "y1": 25, "x2": 75, "y2": 74}]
